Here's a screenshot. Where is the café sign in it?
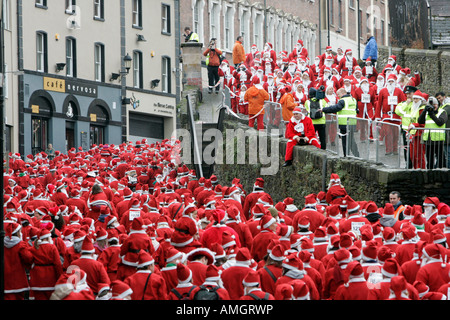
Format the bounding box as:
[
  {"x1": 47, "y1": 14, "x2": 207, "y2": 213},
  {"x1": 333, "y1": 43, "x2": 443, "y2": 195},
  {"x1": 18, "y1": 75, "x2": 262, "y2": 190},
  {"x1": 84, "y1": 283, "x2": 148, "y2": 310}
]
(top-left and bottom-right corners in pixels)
[{"x1": 44, "y1": 77, "x2": 98, "y2": 98}]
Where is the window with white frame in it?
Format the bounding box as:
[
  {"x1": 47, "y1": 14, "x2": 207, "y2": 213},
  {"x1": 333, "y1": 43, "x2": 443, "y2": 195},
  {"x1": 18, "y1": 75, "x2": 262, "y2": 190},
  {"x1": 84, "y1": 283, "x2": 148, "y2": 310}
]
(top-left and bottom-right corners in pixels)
[
  {"x1": 66, "y1": 37, "x2": 76, "y2": 77},
  {"x1": 133, "y1": 51, "x2": 143, "y2": 89},
  {"x1": 3, "y1": 0, "x2": 10, "y2": 30},
  {"x1": 132, "y1": 0, "x2": 142, "y2": 28},
  {"x1": 36, "y1": 32, "x2": 47, "y2": 72},
  {"x1": 193, "y1": 0, "x2": 204, "y2": 44},
  {"x1": 3, "y1": 64, "x2": 8, "y2": 99},
  {"x1": 224, "y1": 5, "x2": 234, "y2": 50},
  {"x1": 210, "y1": 2, "x2": 220, "y2": 41},
  {"x1": 268, "y1": 15, "x2": 275, "y2": 45},
  {"x1": 66, "y1": 0, "x2": 76, "y2": 14},
  {"x1": 161, "y1": 56, "x2": 171, "y2": 93},
  {"x1": 161, "y1": 4, "x2": 171, "y2": 34},
  {"x1": 254, "y1": 12, "x2": 263, "y2": 50},
  {"x1": 94, "y1": 0, "x2": 104, "y2": 20},
  {"x1": 285, "y1": 22, "x2": 292, "y2": 53},
  {"x1": 35, "y1": 0, "x2": 47, "y2": 8},
  {"x1": 94, "y1": 43, "x2": 105, "y2": 82},
  {"x1": 276, "y1": 19, "x2": 283, "y2": 52},
  {"x1": 240, "y1": 8, "x2": 250, "y2": 52}
]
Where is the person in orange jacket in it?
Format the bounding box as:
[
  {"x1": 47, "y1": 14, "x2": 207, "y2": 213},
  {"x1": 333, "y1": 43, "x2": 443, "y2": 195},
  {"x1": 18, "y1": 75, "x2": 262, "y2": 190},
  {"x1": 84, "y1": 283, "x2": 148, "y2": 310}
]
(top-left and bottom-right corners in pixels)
[{"x1": 244, "y1": 77, "x2": 270, "y2": 131}]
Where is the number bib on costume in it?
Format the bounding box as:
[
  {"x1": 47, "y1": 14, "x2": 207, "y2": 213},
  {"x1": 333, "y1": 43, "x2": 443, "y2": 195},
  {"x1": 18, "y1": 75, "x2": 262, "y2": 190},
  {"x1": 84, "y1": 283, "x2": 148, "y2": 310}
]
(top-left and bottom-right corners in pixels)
[
  {"x1": 294, "y1": 123, "x2": 304, "y2": 133},
  {"x1": 365, "y1": 66, "x2": 373, "y2": 75},
  {"x1": 129, "y1": 209, "x2": 141, "y2": 221},
  {"x1": 388, "y1": 95, "x2": 398, "y2": 105},
  {"x1": 361, "y1": 94, "x2": 371, "y2": 104},
  {"x1": 351, "y1": 221, "x2": 366, "y2": 235}
]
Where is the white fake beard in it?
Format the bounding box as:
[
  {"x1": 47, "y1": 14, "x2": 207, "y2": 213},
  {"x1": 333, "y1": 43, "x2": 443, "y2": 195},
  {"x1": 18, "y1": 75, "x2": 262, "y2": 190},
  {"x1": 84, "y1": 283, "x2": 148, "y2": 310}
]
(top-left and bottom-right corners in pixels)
[
  {"x1": 361, "y1": 83, "x2": 370, "y2": 93},
  {"x1": 289, "y1": 66, "x2": 296, "y2": 73},
  {"x1": 411, "y1": 101, "x2": 421, "y2": 115},
  {"x1": 387, "y1": 83, "x2": 396, "y2": 94}
]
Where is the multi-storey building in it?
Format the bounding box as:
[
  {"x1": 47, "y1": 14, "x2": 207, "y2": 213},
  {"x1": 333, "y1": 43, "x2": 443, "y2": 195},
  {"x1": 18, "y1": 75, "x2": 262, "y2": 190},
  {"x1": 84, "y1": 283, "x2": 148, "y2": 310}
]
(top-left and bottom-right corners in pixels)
[
  {"x1": 1, "y1": 0, "x2": 179, "y2": 157},
  {"x1": 181, "y1": 0, "x2": 390, "y2": 61}
]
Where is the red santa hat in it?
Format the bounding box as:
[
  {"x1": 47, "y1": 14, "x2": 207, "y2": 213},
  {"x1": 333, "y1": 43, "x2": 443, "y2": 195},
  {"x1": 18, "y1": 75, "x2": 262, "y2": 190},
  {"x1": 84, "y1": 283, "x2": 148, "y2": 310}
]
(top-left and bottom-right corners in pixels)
[
  {"x1": 345, "y1": 49, "x2": 352, "y2": 55},
  {"x1": 329, "y1": 173, "x2": 341, "y2": 184},
  {"x1": 381, "y1": 258, "x2": 400, "y2": 278},
  {"x1": 137, "y1": 249, "x2": 154, "y2": 268},
  {"x1": 387, "y1": 74, "x2": 397, "y2": 82},
  {"x1": 242, "y1": 270, "x2": 260, "y2": 287},
  {"x1": 414, "y1": 281, "x2": 430, "y2": 299},
  {"x1": 377, "y1": 246, "x2": 396, "y2": 264},
  {"x1": 293, "y1": 107, "x2": 303, "y2": 114},
  {"x1": 81, "y1": 237, "x2": 96, "y2": 254},
  {"x1": 297, "y1": 216, "x2": 310, "y2": 229},
  {"x1": 400, "y1": 223, "x2": 417, "y2": 240},
  {"x1": 282, "y1": 253, "x2": 304, "y2": 271},
  {"x1": 339, "y1": 233, "x2": 353, "y2": 249},
  {"x1": 268, "y1": 244, "x2": 286, "y2": 262},
  {"x1": 186, "y1": 247, "x2": 215, "y2": 265},
  {"x1": 383, "y1": 227, "x2": 396, "y2": 242},
  {"x1": 423, "y1": 196, "x2": 440, "y2": 208},
  {"x1": 304, "y1": 194, "x2": 317, "y2": 208},
  {"x1": 205, "y1": 264, "x2": 222, "y2": 283},
  {"x1": 254, "y1": 177, "x2": 264, "y2": 189},
  {"x1": 235, "y1": 247, "x2": 252, "y2": 265},
  {"x1": 333, "y1": 248, "x2": 352, "y2": 265},
  {"x1": 258, "y1": 213, "x2": 277, "y2": 231},
  {"x1": 291, "y1": 280, "x2": 310, "y2": 300},
  {"x1": 346, "y1": 260, "x2": 364, "y2": 279},
  {"x1": 362, "y1": 240, "x2": 378, "y2": 261},
  {"x1": 110, "y1": 280, "x2": 133, "y2": 300},
  {"x1": 342, "y1": 196, "x2": 360, "y2": 214},
  {"x1": 5, "y1": 222, "x2": 22, "y2": 238}
]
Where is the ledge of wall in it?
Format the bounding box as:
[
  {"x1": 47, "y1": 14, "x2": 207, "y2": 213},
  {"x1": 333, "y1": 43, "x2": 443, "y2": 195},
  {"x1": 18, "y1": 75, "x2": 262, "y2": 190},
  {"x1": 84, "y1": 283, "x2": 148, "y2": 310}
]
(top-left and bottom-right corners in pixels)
[{"x1": 213, "y1": 118, "x2": 450, "y2": 208}]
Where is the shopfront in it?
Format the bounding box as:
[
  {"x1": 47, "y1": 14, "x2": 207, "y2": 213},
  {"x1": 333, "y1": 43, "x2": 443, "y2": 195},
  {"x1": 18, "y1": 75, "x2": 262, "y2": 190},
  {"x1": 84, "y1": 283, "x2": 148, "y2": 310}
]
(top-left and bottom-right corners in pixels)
[{"x1": 21, "y1": 72, "x2": 123, "y2": 156}]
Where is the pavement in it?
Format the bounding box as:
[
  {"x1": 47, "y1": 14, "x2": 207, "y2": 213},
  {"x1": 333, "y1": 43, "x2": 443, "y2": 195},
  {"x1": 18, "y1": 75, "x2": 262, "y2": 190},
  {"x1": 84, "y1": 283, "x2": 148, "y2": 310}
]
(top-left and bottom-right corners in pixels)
[{"x1": 195, "y1": 67, "x2": 222, "y2": 124}]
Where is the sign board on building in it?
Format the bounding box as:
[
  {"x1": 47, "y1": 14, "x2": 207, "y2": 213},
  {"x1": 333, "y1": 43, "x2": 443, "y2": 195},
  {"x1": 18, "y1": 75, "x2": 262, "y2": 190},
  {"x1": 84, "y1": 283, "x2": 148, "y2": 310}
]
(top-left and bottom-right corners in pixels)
[
  {"x1": 90, "y1": 114, "x2": 97, "y2": 122},
  {"x1": 44, "y1": 77, "x2": 65, "y2": 93},
  {"x1": 43, "y1": 77, "x2": 98, "y2": 98},
  {"x1": 31, "y1": 105, "x2": 40, "y2": 113}
]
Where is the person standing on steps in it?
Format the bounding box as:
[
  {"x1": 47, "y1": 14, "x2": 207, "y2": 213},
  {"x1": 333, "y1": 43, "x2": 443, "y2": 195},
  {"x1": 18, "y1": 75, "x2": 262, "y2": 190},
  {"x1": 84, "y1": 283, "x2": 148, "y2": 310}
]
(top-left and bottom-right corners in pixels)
[{"x1": 203, "y1": 38, "x2": 223, "y2": 94}]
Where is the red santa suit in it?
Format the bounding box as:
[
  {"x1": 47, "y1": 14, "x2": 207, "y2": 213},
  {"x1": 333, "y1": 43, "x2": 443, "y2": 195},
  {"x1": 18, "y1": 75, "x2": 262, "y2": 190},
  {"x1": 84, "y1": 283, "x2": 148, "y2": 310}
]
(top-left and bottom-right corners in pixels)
[
  {"x1": 125, "y1": 268, "x2": 168, "y2": 300},
  {"x1": 4, "y1": 223, "x2": 34, "y2": 300},
  {"x1": 292, "y1": 196, "x2": 325, "y2": 233},
  {"x1": 29, "y1": 232, "x2": 64, "y2": 300},
  {"x1": 284, "y1": 109, "x2": 321, "y2": 162},
  {"x1": 362, "y1": 58, "x2": 379, "y2": 84},
  {"x1": 334, "y1": 261, "x2": 371, "y2": 300},
  {"x1": 70, "y1": 245, "x2": 111, "y2": 295},
  {"x1": 97, "y1": 242, "x2": 121, "y2": 282},
  {"x1": 375, "y1": 74, "x2": 407, "y2": 155},
  {"x1": 221, "y1": 248, "x2": 254, "y2": 300},
  {"x1": 250, "y1": 215, "x2": 279, "y2": 262},
  {"x1": 415, "y1": 244, "x2": 450, "y2": 292},
  {"x1": 355, "y1": 78, "x2": 377, "y2": 140},
  {"x1": 288, "y1": 40, "x2": 309, "y2": 61},
  {"x1": 338, "y1": 50, "x2": 358, "y2": 77}
]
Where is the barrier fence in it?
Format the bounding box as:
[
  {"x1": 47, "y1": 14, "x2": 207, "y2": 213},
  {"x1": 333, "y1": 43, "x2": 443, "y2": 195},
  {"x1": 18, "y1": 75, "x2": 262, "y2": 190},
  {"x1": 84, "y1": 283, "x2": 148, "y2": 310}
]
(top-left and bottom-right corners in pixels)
[{"x1": 220, "y1": 87, "x2": 450, "y2": 170}]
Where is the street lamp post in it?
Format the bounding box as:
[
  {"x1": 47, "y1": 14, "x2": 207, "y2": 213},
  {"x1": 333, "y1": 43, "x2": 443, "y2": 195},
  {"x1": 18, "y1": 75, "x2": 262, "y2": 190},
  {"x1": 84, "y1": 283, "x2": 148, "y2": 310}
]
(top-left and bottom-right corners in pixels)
[{"x1": 121, "y1": 53, "x2": 132, "y2": 143}]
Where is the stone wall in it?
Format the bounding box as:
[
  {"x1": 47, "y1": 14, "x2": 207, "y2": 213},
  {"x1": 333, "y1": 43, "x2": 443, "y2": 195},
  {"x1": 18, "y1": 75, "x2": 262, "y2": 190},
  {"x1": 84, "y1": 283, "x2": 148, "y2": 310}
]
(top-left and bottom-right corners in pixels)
[
  {"x1": 212, "y1": 117, "x2": 450, "y2": 208},
  {"x1": 377, "y1": 45, "x2": 448, "y2": 95}
]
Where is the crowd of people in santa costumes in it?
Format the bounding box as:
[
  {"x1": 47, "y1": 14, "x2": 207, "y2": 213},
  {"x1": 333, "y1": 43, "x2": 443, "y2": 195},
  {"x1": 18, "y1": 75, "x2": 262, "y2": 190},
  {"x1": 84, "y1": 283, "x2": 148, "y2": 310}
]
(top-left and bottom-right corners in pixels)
[
  {"x1": 222, "y1": 39, "x2": 427, "y2": 155},
  {"x1": 3, "y1": 137, "x2": 450, "y2": 301}
]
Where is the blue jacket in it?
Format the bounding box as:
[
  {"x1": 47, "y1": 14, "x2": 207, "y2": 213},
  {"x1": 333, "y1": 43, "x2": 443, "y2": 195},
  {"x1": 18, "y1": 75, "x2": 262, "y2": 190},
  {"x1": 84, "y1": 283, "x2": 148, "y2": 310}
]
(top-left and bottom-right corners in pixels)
[{"x1": 363, "y1": 37, "x2": 378, "y2": 60}]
